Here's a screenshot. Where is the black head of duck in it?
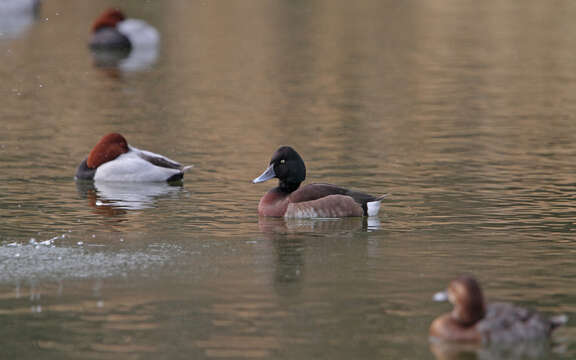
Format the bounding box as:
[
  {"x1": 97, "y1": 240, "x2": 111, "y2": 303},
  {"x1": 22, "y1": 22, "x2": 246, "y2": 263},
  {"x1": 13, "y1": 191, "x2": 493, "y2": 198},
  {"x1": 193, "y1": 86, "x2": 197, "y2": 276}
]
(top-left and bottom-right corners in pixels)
[{"x1": 253, "y1": 146, "x2": 306, "y2": 193}]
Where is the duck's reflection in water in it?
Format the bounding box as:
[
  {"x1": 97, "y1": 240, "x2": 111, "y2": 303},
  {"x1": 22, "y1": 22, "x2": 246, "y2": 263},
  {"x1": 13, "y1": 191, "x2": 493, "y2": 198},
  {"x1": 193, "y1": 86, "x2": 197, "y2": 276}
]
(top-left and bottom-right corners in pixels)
[
  {"x1": 258, "y1": 217, "x2": 382, "y2": 296},
  {"x1": 258, "y1": 216, "x2": 381, "y2": 234},
  {"x1": 76, "y1": 181, "x2": 183, "y2": 214},
  {"x1": 271, "y1": 232, "x2": 304, "y2": 294},
  {"x1": 90, "y1": 45, "x2": 159, "y2": 74},
  {"x1": 430, "y1": 338, "x2": 563, "y2": 360}
]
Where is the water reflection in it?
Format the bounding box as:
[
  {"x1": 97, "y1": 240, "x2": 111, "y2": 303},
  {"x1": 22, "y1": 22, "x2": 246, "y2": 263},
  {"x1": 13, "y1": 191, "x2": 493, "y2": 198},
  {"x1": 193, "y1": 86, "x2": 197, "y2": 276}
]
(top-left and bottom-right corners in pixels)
[
  {"x1": 259, "y1": 216, "x2": 382, "y2": 297},
  {"x1": 76, "y1": 181, "x2": 184, "y2": 213},
  {"x1": 258, "y1": 216, "x2": 381, "y2": 234},
  {"x1": 0, "y1": 279, "x2": 162, "y2": 356},
  {"x1": 272, "y1": 234, "x2": 305, "y2": 296},
  {"x1": 1, "y1": 0, "x2": 576, "y2": 358},
  {"x1": 0, "y1": 0, "x2": 39, "y2": 40},
  {"x1": 430, "y1": 339, "x2": 560, "y2": 360},
  {"x1": 90, "y1": 45, "x2": 159, "y2": 73}
]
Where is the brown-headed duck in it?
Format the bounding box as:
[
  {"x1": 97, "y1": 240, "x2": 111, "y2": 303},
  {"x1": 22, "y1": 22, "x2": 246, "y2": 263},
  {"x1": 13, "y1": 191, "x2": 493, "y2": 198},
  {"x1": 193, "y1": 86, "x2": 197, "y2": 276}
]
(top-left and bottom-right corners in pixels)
[
  {"x1": 430, "y1": 275, "x2": 567, "y2": 344},
  {"x1": 75, "y1": 133, "x2": 192, "y2": 182},
  {"x1": 89, "y1": 8, "x2": 159, "y2": 50},
  {"x1": 253, "y1": 146, "x2": 387, "y2": 218}
]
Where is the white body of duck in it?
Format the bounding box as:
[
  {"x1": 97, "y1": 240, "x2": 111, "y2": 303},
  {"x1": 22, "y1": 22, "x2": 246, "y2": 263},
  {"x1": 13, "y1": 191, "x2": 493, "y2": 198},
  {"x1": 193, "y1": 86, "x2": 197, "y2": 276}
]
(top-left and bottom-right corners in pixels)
[
  {"x1": 0, "y1": 0, "x2": 39, "y2": 39},
  {"x1": 117, "y1": 18, "x2": 159, "y2": 48}
]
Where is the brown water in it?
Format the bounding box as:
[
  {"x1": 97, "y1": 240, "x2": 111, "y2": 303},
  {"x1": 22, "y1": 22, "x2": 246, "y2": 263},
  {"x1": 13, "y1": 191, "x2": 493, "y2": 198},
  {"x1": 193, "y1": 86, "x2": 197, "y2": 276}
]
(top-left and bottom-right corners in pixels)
[{"x1": 0, "y1": 0, "x2": 575, "y2": 359}]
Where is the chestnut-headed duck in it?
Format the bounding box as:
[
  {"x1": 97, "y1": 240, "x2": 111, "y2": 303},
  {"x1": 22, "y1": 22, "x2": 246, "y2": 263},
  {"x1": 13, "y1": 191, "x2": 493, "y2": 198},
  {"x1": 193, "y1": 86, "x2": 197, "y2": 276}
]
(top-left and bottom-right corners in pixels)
[
  {"x1": 75, "y1": 133, "x2": 192, "y2": 182},
  {"x1": 430, "y1": 275, "x2": 567, "y2": 344},
  {"x1": 89, "y1": 8, "x2": 159, "y2": 50},
  {"x1": 253, "y1": 146, "x2": 387, "y2": 218}
]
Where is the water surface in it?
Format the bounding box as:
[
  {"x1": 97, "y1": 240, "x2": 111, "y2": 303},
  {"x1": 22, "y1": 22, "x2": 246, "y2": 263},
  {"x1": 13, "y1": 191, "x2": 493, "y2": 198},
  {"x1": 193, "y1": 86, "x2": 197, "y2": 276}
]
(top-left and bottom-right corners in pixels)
[{"x1": 1, "y1": 0, "x2": 575, "y2": 359}]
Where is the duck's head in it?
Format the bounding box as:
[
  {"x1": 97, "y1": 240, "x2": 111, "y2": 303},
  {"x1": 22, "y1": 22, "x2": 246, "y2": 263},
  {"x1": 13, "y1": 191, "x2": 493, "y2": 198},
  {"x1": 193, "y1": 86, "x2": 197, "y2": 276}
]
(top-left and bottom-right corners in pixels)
[
  {"x1": 434, "y1": 275, "x2": 486, "y2": 326},
  {"x1": 92, "y1": 8, "x2": 126, "y2": 32},
  {"x1": 253, "y1": 146, "x2": 306, "y2": 193},
  {"x1": 86, "y1": 133, "x2": 129, "y2": 169}
]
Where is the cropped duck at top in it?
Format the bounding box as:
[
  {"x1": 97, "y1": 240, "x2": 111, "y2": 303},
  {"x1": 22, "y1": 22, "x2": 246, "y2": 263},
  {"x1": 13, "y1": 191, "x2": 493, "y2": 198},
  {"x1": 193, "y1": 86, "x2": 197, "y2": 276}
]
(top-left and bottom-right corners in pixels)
[
  {"x1": 430, "y1": 275, "x2": 567, "y2": 344},
  {"x1": 75, "y1": 133, "x2": 192, "y2": 182},
  {"x1": 0, "y1": 0, "x2": 40, "y2": 39},
  {"x1": 253, "y1": 146, "x2": 387, "y2": 218},
  {"x1": 89, "y1": 8, "x2": 159, "y2": 50}
]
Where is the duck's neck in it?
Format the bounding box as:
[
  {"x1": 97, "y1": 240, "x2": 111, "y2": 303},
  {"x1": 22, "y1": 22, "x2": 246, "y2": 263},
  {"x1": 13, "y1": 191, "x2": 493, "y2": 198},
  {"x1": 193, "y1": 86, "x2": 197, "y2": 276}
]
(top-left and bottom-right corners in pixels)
[
  {"x1": 453, "y1": 301, "x2": 485, "y2": 326},
  {"x1": 278, "y1": 180, "x2": 301, "y2": 194}
]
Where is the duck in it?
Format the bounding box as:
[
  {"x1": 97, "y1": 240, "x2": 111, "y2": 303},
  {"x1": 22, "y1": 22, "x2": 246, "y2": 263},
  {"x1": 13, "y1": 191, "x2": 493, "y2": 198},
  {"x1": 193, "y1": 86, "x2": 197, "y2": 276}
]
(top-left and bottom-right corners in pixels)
[
  {"x1": 89, "y1": 8, "x2": 159, "y2": 50},
  {"x1": 75, "y1": 133, "x2": 192, "y2": 182},
  {"x1": 0, "y1": 0, "x2": 39, "y2": 16},
  {"x1": 0, "y1": 0, "x2": 40, "y2": 39},
  {"x1": 430, "y1": 275, "x2": 567, "y2": 344},
  {"x1": 252, "y1": 146, "x2": 387, "y2": 218}
]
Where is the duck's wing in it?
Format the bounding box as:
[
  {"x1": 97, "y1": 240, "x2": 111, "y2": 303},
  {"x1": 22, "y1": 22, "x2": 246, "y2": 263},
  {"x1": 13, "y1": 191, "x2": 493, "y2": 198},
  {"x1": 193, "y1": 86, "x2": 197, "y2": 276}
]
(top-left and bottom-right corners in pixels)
[
  {"x1": 290, "y1": 183, "x2": 375, "y2": 203},
  {"x1": 479, "y1": 303, "x2": 556, "y2": 343},
  {"x1": 135, "y1": 148, "x2": 183, "y2": 170},
  {"x1": 290, "y1": 183, "x2": 387, "y2": 216},
  {"x1": 285, "y1": 194, "x2": 364, "y2": 218}
]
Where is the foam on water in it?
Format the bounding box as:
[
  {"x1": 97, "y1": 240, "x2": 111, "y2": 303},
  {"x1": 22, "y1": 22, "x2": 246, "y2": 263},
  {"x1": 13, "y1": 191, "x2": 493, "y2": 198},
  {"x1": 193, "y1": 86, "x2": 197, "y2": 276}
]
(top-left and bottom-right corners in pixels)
[{"x1": 0, "y1": 238, "x2": 175, "y2": 282}]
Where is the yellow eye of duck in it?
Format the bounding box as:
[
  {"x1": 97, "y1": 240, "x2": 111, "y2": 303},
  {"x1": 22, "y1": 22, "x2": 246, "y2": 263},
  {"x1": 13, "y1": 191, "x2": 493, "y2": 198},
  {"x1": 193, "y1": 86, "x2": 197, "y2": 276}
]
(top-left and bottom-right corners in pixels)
[{"x1": 280, "y1": 159, "x2": 285, "y2": 164}]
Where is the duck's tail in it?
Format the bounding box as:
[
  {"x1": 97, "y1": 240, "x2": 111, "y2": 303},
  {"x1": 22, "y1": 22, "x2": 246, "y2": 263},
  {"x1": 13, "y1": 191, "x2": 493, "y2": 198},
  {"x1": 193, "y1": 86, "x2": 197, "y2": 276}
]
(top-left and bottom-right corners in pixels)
[
  {"x1": 182, "y1": 165, "x2": 194, "y2": 173},
  {"x1": 366, "y1": 193, "x2": 390, "y2": 217},
  {"x1": 376, "y1": 193, "x2": 390, "y2": 201}
]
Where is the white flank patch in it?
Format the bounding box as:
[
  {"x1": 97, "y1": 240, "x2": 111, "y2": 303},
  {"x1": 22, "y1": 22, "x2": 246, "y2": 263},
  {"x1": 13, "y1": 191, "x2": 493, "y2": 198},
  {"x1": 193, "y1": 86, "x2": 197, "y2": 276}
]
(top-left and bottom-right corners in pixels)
[
  {"x1": 285, "y1": 206, "x2": 318, "y2": 219},
  {"x1": 367, "y1": 200, "x2": 381, "y2": 217}
]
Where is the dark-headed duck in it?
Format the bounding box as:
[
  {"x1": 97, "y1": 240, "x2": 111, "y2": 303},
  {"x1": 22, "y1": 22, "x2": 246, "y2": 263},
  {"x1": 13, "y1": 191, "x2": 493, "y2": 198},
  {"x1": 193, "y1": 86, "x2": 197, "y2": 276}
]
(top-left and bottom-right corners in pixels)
[
  {"x1": 253, "y1": 146, "x2": 387, "y2": 218},
  {"x1": 430, "y1": 275, "x2": 567, "y2": 344},
  {"x1": 89, "y1": 8, "x2": 159, "y2": 50},
  {"x1": 75, "y1": 133, "x2": 192, "y2": 182}
]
